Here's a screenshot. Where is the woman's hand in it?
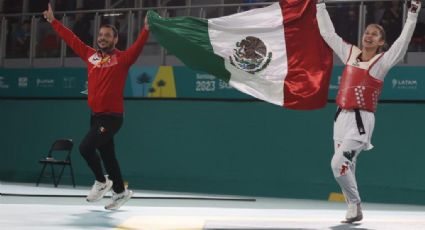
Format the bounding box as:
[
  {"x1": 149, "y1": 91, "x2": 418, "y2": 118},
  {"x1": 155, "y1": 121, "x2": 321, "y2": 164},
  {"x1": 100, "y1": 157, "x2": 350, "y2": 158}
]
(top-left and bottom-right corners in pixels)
[{"x1": 410, "y1": 0, "x2": 421, "y2": 14}]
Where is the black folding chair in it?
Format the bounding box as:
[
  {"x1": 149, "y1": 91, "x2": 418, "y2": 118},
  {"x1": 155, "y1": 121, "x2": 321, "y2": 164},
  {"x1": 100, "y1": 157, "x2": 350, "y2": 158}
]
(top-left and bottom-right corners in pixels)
[{"x1": 36, "y1": 139, "x2": 76, "y2": 187}]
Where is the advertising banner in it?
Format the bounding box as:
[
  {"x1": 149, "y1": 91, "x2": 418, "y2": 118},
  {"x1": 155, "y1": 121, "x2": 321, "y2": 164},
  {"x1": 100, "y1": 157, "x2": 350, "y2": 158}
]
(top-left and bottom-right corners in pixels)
[{"x1": 1, "y1": 66, "x2": 424, "y2": 101}]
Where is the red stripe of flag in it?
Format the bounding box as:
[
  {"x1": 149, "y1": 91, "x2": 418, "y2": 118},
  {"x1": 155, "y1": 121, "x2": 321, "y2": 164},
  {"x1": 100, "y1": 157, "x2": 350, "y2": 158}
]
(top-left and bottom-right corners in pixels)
[{"x1": 281, "y1": 0, "x2": 333, "y2": 110}]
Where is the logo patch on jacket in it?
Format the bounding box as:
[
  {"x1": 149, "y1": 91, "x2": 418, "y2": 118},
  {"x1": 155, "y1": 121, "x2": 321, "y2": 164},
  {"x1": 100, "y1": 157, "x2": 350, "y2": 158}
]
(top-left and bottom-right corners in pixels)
[{"x1": 88, "y1": 53, "x2": 118, "y2": 68}]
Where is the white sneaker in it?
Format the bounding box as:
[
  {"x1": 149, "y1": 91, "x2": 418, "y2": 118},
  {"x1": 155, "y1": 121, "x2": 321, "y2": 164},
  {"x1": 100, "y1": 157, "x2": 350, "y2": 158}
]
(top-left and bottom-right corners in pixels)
[
  {"x1": 86, "y1": 178, "x2": 113, "y2": 202},
  {"x1": 105, "y1": 189, "x2": 133, "y2": 210},
  {"x1": 342, "y1": 203, "x2": 363, "y2": 223}
]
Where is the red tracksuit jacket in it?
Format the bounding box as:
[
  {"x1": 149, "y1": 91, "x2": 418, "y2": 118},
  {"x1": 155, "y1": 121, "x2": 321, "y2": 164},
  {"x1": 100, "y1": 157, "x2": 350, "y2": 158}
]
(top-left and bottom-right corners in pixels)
[{"x1": 51, "y1": 19, "x2": 149, "y2": 113}]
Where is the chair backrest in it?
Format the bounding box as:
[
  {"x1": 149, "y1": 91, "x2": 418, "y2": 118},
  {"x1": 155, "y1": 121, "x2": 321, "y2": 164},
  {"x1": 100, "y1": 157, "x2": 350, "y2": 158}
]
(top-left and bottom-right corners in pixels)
[{"x1": 49, "y1": 139, "x2": 73, "y2": 159}]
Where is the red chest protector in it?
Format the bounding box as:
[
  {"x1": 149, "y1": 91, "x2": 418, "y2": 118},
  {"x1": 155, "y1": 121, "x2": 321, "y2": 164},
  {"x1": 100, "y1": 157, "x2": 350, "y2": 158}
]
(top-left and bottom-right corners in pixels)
[{"x1": 336, "y1": 46, "x2": 384, "y2": 113}]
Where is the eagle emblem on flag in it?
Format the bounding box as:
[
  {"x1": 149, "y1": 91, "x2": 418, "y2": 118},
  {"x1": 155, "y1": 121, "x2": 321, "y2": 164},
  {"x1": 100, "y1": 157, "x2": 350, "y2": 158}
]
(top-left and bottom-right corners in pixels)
[{"x1": 229, "y1": 36, "x2": 272, "y2": 74}]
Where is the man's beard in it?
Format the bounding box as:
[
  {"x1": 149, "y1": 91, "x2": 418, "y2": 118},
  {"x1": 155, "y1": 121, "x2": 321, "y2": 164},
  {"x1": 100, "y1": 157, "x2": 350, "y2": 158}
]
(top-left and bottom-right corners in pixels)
[{"x1": 97, "y1": 42, "x2": 115, "y2": 54}]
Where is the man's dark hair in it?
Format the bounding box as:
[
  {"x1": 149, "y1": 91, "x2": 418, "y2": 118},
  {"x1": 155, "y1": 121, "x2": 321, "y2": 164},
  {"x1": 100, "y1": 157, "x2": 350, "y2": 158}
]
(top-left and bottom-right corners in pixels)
[{"x1": 100, "y1": 24, "x2": 118, "y2": 38}]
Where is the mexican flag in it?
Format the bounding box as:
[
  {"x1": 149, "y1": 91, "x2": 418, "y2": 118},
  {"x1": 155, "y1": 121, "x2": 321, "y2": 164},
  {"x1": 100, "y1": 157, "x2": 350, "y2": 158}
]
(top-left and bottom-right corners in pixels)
[{"x1": 147, "y1": 0, "x2": 333, "y2": 110}]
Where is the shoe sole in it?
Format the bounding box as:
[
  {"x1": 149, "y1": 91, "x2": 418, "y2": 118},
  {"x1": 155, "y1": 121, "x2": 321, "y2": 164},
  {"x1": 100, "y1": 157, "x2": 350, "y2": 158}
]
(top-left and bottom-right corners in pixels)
[
  {"x1": 105, "y1": 190, "x2": 133, "y2": 210},
  {"x1": 86, "y1": 182, "x2": 113, "y2": 202},
  {"x1": 341, "y1": 214, "x2": 363, "y2": 224}
]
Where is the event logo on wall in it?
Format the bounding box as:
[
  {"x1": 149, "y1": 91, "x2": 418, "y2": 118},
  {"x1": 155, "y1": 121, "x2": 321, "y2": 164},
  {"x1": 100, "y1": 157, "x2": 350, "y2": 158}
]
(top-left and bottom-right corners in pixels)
[
  {"x1": 36, "y1": 78, "x2": 55, "y2": 88},
  {"x1": 195, "y1": 74, "x2": 216, "y2": 92},
  {"x1": 63, "y1": 77, "x2": 76, "y2": 89},
  {"x1": 195, "y1": 73, "x2": 233, "y2": 92},
  {"x1": 18, "y1": 77, "x2": 28, "y2": 88},
  {"x1": 0, "y1": 76, "x2": 10, "y2": 89}
]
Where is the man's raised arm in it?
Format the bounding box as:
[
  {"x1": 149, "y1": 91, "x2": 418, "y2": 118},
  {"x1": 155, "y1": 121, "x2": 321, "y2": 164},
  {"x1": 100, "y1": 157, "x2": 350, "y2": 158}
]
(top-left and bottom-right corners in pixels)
[{"x1": 43, "y1": 3, "x2": 93, "y2": 61}]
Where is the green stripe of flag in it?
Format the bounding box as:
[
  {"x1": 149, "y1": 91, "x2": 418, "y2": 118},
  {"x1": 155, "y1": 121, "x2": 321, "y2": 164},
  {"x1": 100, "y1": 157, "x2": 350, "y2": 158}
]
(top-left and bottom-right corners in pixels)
[{"x1": 147, "y1": 10, "x2": 231, "y2": 82}]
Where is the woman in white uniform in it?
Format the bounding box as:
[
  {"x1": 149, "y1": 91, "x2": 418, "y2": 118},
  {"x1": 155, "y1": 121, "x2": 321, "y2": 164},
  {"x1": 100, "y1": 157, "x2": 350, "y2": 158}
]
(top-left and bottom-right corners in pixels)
[{"x1": 316, "y1": 0, "x2": 421, "y2": 223}]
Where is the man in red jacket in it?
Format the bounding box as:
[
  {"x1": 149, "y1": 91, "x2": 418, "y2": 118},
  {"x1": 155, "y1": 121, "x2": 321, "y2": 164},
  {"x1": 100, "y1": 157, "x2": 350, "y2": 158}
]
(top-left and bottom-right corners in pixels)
[{"x1": 43, "y1": 3, "x2": 149, "y2": 210}]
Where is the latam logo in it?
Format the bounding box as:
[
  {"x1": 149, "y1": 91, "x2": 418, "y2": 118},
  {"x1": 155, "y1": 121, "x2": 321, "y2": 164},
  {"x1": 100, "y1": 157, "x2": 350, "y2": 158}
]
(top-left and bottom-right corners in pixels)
[{"x1": 392, "y1": 79, "x2": 418, "y2": 90}]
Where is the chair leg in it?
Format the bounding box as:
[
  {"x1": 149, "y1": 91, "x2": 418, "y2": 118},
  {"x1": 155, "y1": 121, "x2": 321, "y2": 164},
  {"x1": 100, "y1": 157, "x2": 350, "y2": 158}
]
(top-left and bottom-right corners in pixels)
[
  {"x1": 69, "y1": 164, "x2": 76, "y2": 188},
  {"x1": 50, "y1": 164, "x2": 57, "y2": 187},
  {"x1": 36, "y1": 163, "x2": 47, "y2": 186},
  {"x1": 57, "y1": 165, "x2": 66, "y2": 187}
]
